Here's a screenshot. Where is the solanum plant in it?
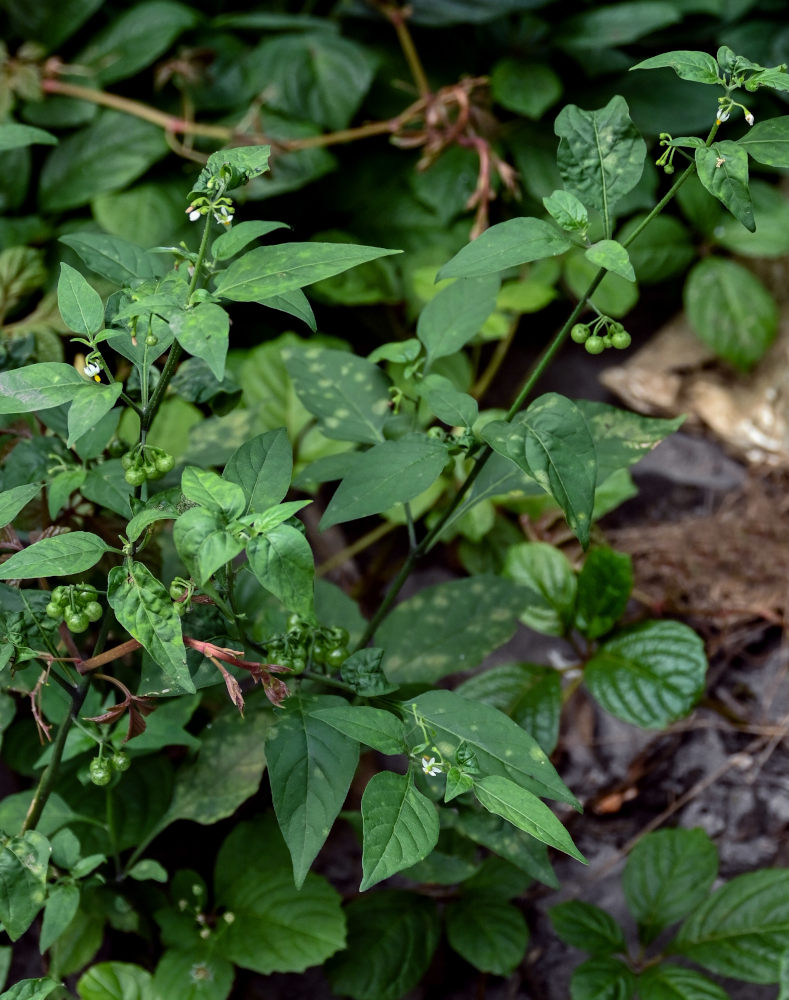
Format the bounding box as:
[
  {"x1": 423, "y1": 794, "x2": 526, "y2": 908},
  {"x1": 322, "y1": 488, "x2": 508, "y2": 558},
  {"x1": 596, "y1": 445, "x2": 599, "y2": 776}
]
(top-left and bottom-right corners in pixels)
[{"x1": 1, "y1": 25, "x2": 789, "y2": 1000}]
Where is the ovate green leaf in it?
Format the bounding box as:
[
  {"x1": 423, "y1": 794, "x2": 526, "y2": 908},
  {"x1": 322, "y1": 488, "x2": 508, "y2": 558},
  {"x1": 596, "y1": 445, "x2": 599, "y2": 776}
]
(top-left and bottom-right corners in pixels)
[
  {"x1": 57, "y1": 262, "x2": 104, "y2": 335},
  {"x1": 446, "y1": 893, "x2": 528, "y2": 975},
  {"x1": 170, "y1": 303, "x2": 229, "y2": 381},
  {"x1": 437, "y1": 218, "x2": 571, "y2": 280},
  {"x1": 695, "y1": 142, "x2": 754, "y2": 232},
  {"x1": 247, "y1": 523, "x2": 315, "y2": 619},
  {"x1": 0, "y1": 531, "x2": 109, "y2": 580}
]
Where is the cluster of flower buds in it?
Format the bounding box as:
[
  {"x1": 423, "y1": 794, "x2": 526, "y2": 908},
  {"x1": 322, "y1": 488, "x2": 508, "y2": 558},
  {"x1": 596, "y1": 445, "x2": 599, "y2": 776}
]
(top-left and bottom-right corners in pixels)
[
  {"x1": 185, "y1": 194, "x2": 235, "y2": 226},
  {"x1": 716, "y1": 96, "x2": 754, "y2": 126}
]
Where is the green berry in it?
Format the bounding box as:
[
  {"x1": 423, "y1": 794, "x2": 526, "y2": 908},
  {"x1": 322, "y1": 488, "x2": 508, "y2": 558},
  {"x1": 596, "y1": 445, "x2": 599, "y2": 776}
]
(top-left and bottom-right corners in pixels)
[
  {"x1": 124, "y1": 467, "x2": 146, "y2": 487},
  {"x1": 329, "y1": 626, "x2": 350, "y2": 647},
  {"x1": 311, "y1": 640, "x2": 327, "y2": 665},
  {"x1": 143, "y1": 461, "x2": 162, "y2": 481},
  {"x1": 326, "y1": 646, "x2": 347, "y2": 668},
  {"x1": 84, "y1": 601, "x2": 103, "y2": 623},
  {"x1": 65, "y1": 610, "x2": 90, "y2": 634},
  {"x1": 611, "y1": 330, "x2": 632, "y2": 350},
  {"x1": 89, "y1": 757, "x2": 112, "y2": 786},
  {"x1": 289, "y1": 654, "x2": 307, "y2": 675},
  {"x1": 111, "y1": 750, "x2": 130, "y2": 772},
  {"x1": 45, "y1": 602, "x2": 62, "y2": 621},
  {"x1": 120, "y1": 452, "x2": 135, "y2": 471},
  {"x1": 570, "y1": 323, "x2": 589, "y2": 344},
  {"x1": 155, "y1": 452, "x2": 175, "y2": 475},
  {"x1": 585, "y1": 336, "x2": 605, "y2": 355},
  {"x1": 145, "y1": 334, "x2": 159, "y2": 347},
  {"x1": 664, "y1": 163, "x2": 675, "y2": 174},
  {"x1": 602, "y1": 335, "x2": 613, "y2": 348},
  {"x1": 51, "y1": 586, "x2": 68, "y2": 607}
]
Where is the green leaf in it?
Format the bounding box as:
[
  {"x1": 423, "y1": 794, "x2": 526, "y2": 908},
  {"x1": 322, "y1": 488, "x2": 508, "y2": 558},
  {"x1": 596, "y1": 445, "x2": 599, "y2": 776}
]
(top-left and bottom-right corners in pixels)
[
  {"x1": 249, "y1": 33, "x2": 376, "y2": 130},
  {"x1": 575, "y1": 400, "x2": 684, "y2": 484},
  {"x1": 211, "y1": 220, "x2": 289, "y2": 261},
  {"x1": 39, "y1": 884, "x2": 79, "y2": 953},
  {"x1": 0, "y1": 981, "x2": 60, "y2": 1000},
  {"x1": 420, "y1": 374, "x2": 478, "y2": 427},
  {"x1": 57, "y1": 262, "x2": 104, "y2": 336},
  {"x1": 266, "y1": 694, "x2": 359, "y2": 888},
  {"x1": 0, "y1": 362, "x2": 84, "y2": 414},
  {"x1": 456, "y1": 663, "x2": 561, "y2": 755},
  {"x1": 446, "y1": 892, "x2": 528, "y2": 975},
  {"x1": 482, "y1": 394, "x2": 596, "y2": 547},
  {"x1": 737, "y1": 116, "x2": 789, "y2": 168},
  {"x1": 502, "y1": 541, "x2": 577, "y2": 637},
  {"x1": 622, "y1": 828, "x2": 718, "y2": 945},
  {"x1": 437, "y1": 217, "x2": 571, "y2": 280},
  {"x1": 695, "y1": 142, "x2": 754, "y2": 232},
  {"x1": 636, "y1": 964, "x2": 729, "y2": 1000},
  {"x1": 126, "y1": 860, "x2": 168, "y2": 883},
  {"x1": 310, "y1": 705, "x2": 406, "y2": 755},
  {"x1": 376, "y1": 576, "x2": 526, "y2": 684},
  {"x1": 615, "y1": 215, "x2": 695, "y2": 284},
  {"x1": 715, "y1": 179, "x2": 789, "y2": 259},
  {"x1": 172, "y1": 507, "x2": 243, "y2": 586},
  {"x1": 452, "y1": 809, "x2": 558, "y2": 888},
  {"x1": 558, "y1": 2, "x2": 680, "y2": 51},
  {"x1": 473, "y1": 776, "x2": 585, "y2": 862},
  {"x1": 247, "y1": 523, "x2": 315, "y2": 619},
  {"x1": 340, "y1": 648, "x2": 399, "y2": 697},
  {"x1": 223, "y1": 428, "x2": 292, "y2": 513},
  {"x1": 564, "y1": 251, "x2": 638, "y2": 318},
  {"x1": 40, "y1": 112, "x2": 168, "y2": 213},
  {"x1": 0, "y1": 124, "x2": 57, "y2": 152},
  {"x1": 630, "y1": 50, "x2": 721, "y2": 84},
  {"x1": 674, "y1": 869, "x2": 789, "y2": 983},
  {"x1": 0, "y1": 531, "x2": 109, "y2": 580},
  {"x1": 283, "y1": 345, "x2": 391, "y2": 444},
  {"x1": 169, "y1": 303, "x2": 229, "y2": 382},
  {"x1": 406, "y1": 689, "x2": 579, "y2": 809},
  {"x1": 491, "y1": 59, "x2": 562, "y2": 119},
  {"x1": 549, "y1": 900, "x2": 627, "y2": 955},
  {"x1": 780, "y1": 950, "x2": 789, "y2": 1000},
  {"x1": 585, "y1": 240, "x2": 635, "y2": 282},
  {"x1": 75, "y1": 1, "x2": 199, "y2": 85},
  {"x1": 360, "y1": 770, "x2": 440, "y2": 891},
  {"x1": 214, "y1": 815, "x2": 346, "y2": 973},
  {"x1": 326, "y1": 891, "x2": 439, "y2": 1000},
  {"x1": 151, "y1": 950, "x2": 232, "y2": 1000},
  {"x1": 67, "y1": 383, "x2": 122, "y2": 447},
  {"x1": 585, "y1": 620, "x2": 707, "y2": 728},
  {"x1": 684, "y1": 257, "x2": 777, "y2": 371},
  {"x1": 543, "y1": 190, "x2": 589, "y2": 234},
  {"x1": 193, "y1": 146, "x2": 271, "y2": 196},
  {"x1": 181, "y1": 467, "x2": 245, "y2": 519},
  {"x1": 571, "y1": 956, "x2": 636, "y2": 1000},
  {"x1": 163, "y1": 709, "x2": 269, "y2": 827},
  {"x1": 107, "y1": 561, "x2": 193, "y2": 692},
  {"x1": 0, "y1": 484, "x2": 41, "y2": 528},
  {"x1": 59, "y1": 233, "x2": 162, "y2": 286},
  {"x1": 320, "y1": 436, "x2": 448, "y2": 530},
  {"x1": 214, "y1": 243, "x2": 400, "y2": 302},
  {"x1": 0, "y1": 833, "x2": 48, "y2": 941},
  {"x1": 417, "y1": 276, "x2": 499, "y2": 366},
  {"x1": 574, "y1": 547, "x2": 633, "y2": 640},
  {"x1": 82, "y1": 461, "x2": 133, "y2": 518},
  {"x1": 554, "y1": 96, "x2": 646, "y2": 235}
]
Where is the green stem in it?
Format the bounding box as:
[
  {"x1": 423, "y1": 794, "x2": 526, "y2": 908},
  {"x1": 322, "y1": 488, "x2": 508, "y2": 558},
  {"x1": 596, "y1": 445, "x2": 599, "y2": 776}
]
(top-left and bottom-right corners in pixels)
[
  {"x1": 140, "y1": 215, "x2": 212, "y2": 433},
  {"x1": 22, "y1": 676, "x2": 89, "y2": 833},
  {"x1": 357, "y1": 133, "x2": 715, "y2": 649}
]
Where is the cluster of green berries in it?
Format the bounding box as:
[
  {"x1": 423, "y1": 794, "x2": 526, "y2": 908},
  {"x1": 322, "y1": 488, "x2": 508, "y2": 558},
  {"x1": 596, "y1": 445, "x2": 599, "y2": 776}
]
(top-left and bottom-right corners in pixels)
[
  {"x1": 120, "y1": 445, "x2": 175, "y2": 487},
  {"x1": 45, "y1": 584, "x2": 102, "y2": 634},
  {"x1": 89, "y1": 749, "x2": 131, "y2": 787},
  {"x1": 571, "y1": 319, "x2": 632, "y2": 355},
  {"x1": 266, "y1": 615, "x2": 351, "y2": 675}
]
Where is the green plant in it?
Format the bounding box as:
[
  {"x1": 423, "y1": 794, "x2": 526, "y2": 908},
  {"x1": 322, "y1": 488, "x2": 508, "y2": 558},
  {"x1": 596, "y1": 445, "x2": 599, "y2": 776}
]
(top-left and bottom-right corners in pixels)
[{"x1": 1, "y1": 2, "x2": 789, "y2": 997}]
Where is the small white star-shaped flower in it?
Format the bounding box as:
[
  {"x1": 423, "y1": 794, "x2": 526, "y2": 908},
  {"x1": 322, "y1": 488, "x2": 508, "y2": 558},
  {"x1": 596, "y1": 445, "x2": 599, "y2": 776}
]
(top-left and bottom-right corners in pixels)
[
  {"x1": 213, "y1": 205, "x2": 233, "y2": 226},
  {"x1": 421, "y1": 756, "x2": 441, "y2": 776},
  {"x1": 83, "y1": 362, "x2": 101, "y2": 381}
]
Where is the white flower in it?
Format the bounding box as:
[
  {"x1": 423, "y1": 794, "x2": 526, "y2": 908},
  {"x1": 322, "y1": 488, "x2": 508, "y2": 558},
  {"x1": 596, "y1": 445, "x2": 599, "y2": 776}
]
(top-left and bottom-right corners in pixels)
[
  {"x1": 83, "y1": 362, "x2": 101, "y2": 381},
  {"x1": 421, "y1": 755, "x2": 442, "y2": 777},
  {"x1": 186, "y1": 205, "x2": 202, "y2": 222},
  {"x1": 717, "y1": 110, "x2": 730, "y2": 123},
  {"x1": 213, "y1": 205, "x2": 233, "y2": 226},
  {"x1": 745, "y1": 111, "x2": 755, "y2": 126}
]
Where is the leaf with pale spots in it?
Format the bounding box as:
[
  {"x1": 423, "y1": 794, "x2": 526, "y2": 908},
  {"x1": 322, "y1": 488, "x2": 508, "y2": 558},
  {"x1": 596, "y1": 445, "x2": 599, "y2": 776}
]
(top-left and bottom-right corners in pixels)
[
  {"x1": 375, "y1": 576, "x2": 525, "y2": 684},
  {"x1": 320, "y1": 435, "x2": 449, "y2": 530},
  {"x1": 575, "y1": 401, "x2": 684, "y2": 485},
  {"x1": 436, "y1": 218, "x2": 572, "y2": 280},
  {"x1": 107, "y1": 561, "x2": 193, "y2": 692},
  {"x1": 170, "y1": 302, "x2": 230, "y2": 381},
  {"x1": 266, "y1": 694, "x2": 359, "y2": 888},
  {"x1": 405, "y1": 689, "x2": 579, "y2": 809},
  {"x1": 283, "y1": 346, "x2": 392, "y2": 444},
  {"x1": 360, "y1": 771, "x2": 439, "y2": 891},
  {"x1": 482, "y1": 393, "x2": 596, "y2": 547},
  {"x1": 696, "y1": 142, "x2": 755, "y2": 233}
]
